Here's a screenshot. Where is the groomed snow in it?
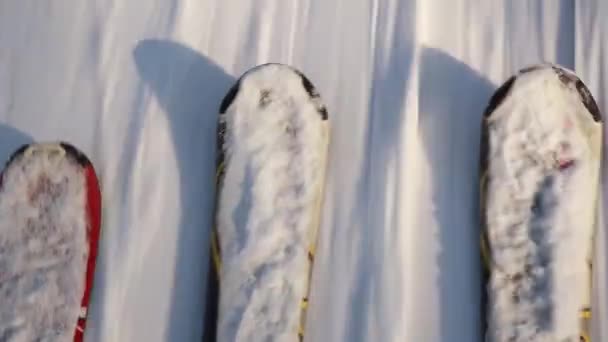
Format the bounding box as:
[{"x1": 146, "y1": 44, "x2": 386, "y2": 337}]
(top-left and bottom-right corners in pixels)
[
  {"x1": 215, "y1": 64, "x2": 328, "y2": 342},
  {"x1": 0, "y1": 146, "x2": 88, "y2": 341},
  {"x1": 0, "y1": 1, "x2": 606, "y2": 342},
  {"x1": 483, "y1": 65, "x2": 602, "y2": 342}
]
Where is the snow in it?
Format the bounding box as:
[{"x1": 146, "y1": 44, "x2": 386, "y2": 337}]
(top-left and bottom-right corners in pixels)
[
  {"x1": 483, "y1": 65, "x2": 602, "y2": 342},
  {"x1": 0, "y1": 144, "x2": 88, "y2": 342},
  {"x1": 0, "y1": 1, "x2": 606, "y2": 342},
  {"x1": 215, "y1": 64, "x2": 328, "y2": 341}
]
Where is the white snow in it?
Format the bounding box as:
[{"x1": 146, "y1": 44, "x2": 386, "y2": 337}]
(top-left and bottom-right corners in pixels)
[
  {"x1": 0, "y1": 145, "x2": 88, "y2": 342},
  {"x1": 483, "y1": 65, "x2": 603, "y2": 342},
  {"x1": 0, "y1": 1, "x2": 606, "y2": 342},
  {"x1": 215, "y1": 64, "x2": 328, "y2": 342}
]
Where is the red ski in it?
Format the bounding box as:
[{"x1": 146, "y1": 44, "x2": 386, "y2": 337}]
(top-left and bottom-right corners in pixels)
[{"x1": 0, "y1": 142, "x2": 101, "y2": 342}]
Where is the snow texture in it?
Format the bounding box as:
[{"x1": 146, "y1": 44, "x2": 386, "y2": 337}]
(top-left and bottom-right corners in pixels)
[
  {"x1": 0, "y1": 145, "x2": 88, "y2": 342},
  {"x1": 1, "y1": 1, "x2": 607, "y2": 341},
  {"x1": 215, "y1": 64, "x2": 329, "y2": 342},
  {"x1": 483, "y1": 65, "x2": 603, "y2": 342}
]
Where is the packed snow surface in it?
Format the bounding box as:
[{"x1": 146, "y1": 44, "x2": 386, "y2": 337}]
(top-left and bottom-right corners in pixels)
[
  {"x1": 0, "y1": 1, "x2": 607, "y2": 341},
  {"x1": 215, "y1": 64, "x2": 328, "y2": 342},
  {"x1": 483, "y1": 65, "x2": 603, "y2": 342},
  {"x1": 0, "y1": 146, "x2": 88, "y2": 342}
]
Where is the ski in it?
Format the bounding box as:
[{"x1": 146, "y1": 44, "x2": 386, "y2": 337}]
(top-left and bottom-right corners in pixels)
[
  {"x1": 203, "y1": 63, "x2": 329, "y2": 342},
  {"x1": 479, "y1": 64, "x2": 603, "y2": 342},
  {"x1": 0, "y1": 142, "x2": 102, "y2": 342}
]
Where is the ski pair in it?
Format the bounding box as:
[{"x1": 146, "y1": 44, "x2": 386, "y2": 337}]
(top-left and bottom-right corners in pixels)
[
  {"x1": 0, "y1": 142, "x2": 102, "y2": 342},
  {"x1": 206, "y1": 63, "x2": 603, "y2": 342}
]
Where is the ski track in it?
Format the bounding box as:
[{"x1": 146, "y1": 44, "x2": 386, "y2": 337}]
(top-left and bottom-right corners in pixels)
[{"x1": 0, "y1": 1, "x2": 606, "y2": 341}]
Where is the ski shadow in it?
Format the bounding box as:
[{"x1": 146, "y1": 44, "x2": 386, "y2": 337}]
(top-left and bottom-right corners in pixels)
[
  {"x1": 554, "y1": 0, "x2": 575, "y2": 68},
  {"x1": 0, "y1": 125, "x2": 34, "y2": 165},
  {"x1": 418, "y1": 47, "x2": 494, "y2": 342},
  {"x1": 497, "y1": 0, "x2": 574, "y2": 70},
  {"x1": 133, "y1": 39, "x2": 234, "y2": 341},
  {"x1": 345, "y1": 1, "x2": 415, "y2": 341}
]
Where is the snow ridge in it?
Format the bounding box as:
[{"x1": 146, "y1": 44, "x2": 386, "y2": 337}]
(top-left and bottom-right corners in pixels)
[
  {"x1": 483, "y1": 65, "x2": 603, "y2": 342},
  {"x1": 0, "y1": 146, "x2": 88, "y2": 342},
  {"x1": 215, "y1": 64, "x2": 328, "y2": 342}
]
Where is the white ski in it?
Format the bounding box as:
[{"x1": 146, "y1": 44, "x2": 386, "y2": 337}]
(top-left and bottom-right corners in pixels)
[
  {"x1": 480, "y1": 64, "x2": 603, "y2": 342},
  {"x1": 211, "y1": 64, "x2": 329, "y2": 342}
]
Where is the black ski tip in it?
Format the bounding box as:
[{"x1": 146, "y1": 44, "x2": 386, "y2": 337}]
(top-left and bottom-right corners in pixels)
[
  {"x1": 575, "y1": 79, "x2": 602, "y2": 122},
  {"x1": 0, "y1": 142, "x2": 93, "y2": 188},
  {"x1": 219, "y1": 63, "x2": 328, "y2": 120},
  {"x1": 291, "y1": 67, "x2": 328, "y2": 121},
  {"x1": 550, "y1": 65, "x2": 602, "y2": 123},
  {"x1": 519, "y1": 65, "x2": 544, "y2": 74},
  {"x1": 219, "y1": 81, "x2": 240, "y2": 115},
  {"x1": 483, "y1": 64, "x2": 603, "y2": 123},
  {"x1": 5, "y1": 143, "x2": 30, "y2": 167},
  {"x1": 483, "y1": 75, "x2": 515, "y2": 118},
  {"x1": 0, "y1": 143, "x2": 29, "y2": 188},
  {"x1": 59, "y1": 142, "x2": 93, "y2": 167},
  {"x1": 4, "y1": 142, "x2": 92, "y2": 169},
  {"x1": 484, "y1": 65, "x2": 554, "y2": 119}
]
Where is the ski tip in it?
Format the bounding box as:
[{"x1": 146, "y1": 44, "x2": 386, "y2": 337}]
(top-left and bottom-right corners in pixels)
[
  {"x1": 483, "y1": 75, "x2": 516, "y2": 119},
  {"x1": 219, "y1": 63, "x2": 327, "y2": 120},
  {"x1": 484, "y1": 63, "x2": 602, "y2": 123},
  {"x1": 4, "y1": 142, "x2": 94, "y2": 170},
  {"x1": 59, "y1": 142, "x2": 94, "y2": 167},
  {"x1": 5, "y1": 143, "x2": 30, "y2": 167},
  {"x1": 548, "y1": 64, "x2": 602, "y2": 123}
]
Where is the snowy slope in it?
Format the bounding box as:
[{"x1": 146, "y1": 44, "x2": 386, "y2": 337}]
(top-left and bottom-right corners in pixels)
[{"x1": 0, "y1": 1, "x2": 605, "y2": 342}]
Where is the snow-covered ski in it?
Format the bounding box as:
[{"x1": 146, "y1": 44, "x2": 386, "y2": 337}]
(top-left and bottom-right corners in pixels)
[
  {"x1": 479, "y1": 64, "x2": 603, "y2": 342},
  {"x1": 0, "y1": 142, "x2": 102, "y2": 342},
  {"x1": 203, "y1": 63, "x2": 329, "y2": 342}
]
